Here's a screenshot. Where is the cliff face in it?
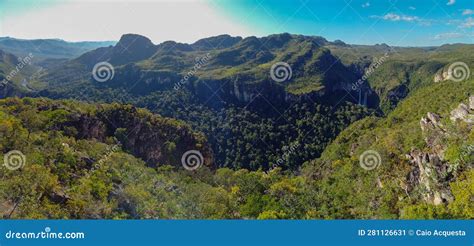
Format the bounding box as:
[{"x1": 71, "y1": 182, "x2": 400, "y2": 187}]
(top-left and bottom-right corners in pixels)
[
  {"x1": 36, "y1": 101, "x2": 213, "y2": 169},
  {"x1": 97, "y1": 105, "x2": 213, "y2": 168},
  {"x1": 406, "y1": 96, "x2": 474, "y2": 205}
]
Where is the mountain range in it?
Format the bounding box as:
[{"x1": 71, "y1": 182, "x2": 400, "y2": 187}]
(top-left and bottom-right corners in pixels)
[
  {"x1": 0, "y1": 33, "x2": 472, "y2": 219},
  {"x1": 0, "y1": 37, "x2": 116, "y2": 60}
]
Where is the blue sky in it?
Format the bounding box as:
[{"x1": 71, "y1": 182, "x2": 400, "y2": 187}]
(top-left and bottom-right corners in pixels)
[
  {"x1": 0, "y1": 0, "x2": 473, "y2": 46},
  {"x1": 214, "y1": 0, "x2": 474, "y2": 46}
]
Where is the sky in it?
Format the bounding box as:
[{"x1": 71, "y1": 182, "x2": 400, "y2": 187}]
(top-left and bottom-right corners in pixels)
[{"x1": 0, "y1": 0, "x2": 473, "y2": 46}]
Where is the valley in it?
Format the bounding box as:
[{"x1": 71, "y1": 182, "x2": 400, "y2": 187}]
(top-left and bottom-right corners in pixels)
[{"x1": 0, "y1": 33, "x2": 472, "y2": 219}]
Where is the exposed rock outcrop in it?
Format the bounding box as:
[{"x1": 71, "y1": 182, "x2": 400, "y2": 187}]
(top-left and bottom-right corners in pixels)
[
  {"x1": 450, "y1": 103, "x2": 473, "y2": 123},
  {"x1": 406, "y1": 149, "x2": 453, "y2": 205},
  {"x1": 419, "y1": 112, "x2": 446, "y2": 151},
  {"x1": 406, "y1": 98, "x2": 474, "y2": 205}
]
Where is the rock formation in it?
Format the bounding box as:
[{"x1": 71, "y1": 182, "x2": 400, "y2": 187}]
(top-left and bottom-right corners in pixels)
[{"x1": 406, "y1": 96, "x2": 474, "y2": 205}]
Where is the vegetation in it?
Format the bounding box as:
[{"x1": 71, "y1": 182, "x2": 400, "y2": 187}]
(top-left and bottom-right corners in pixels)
[
  {"x1": 0, "y1": 33, "x2": 473, "y2": 219},
  {"x1": 1, "y1": 84, "x2": 472, "y2": 219}
]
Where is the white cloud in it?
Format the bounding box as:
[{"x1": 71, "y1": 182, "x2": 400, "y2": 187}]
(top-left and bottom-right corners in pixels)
[
  {"x1": 381, "y1": 13, "x2": 419, "y2": 22},
  {"x1": 0, "y1": 0, "x2": 254, "y2": 43},
  {"x1": 362, "y1": 2, "x2": 370, "y2": 8},
  {"x1": 409, "y1": 6, "x2": 416, "y2": 10},
  {"x1": 447, "y1": 0, "x2": 456, "y2": 6},
  {"x1": 460, "y1": 17, "x2": 474, "y2": 28},
  {"x1": 371, "y1": 13, "x2": 434, "y2": 26},
  {"x1": 382, "y1": 13, "x2": 401, "y2": 21},
  {"x1": 433, "y1": 32, "x2": 463, "y2": 40},
  {"x1": 462, "y1": 9, "x2": 474, "y2": 15}
]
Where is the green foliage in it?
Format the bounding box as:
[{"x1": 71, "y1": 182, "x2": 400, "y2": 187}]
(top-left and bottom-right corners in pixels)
[
  {"x1": 0, "y1": 81, "x2": 472, "y2": 219},
  {"x1": 401, "y1": 168, "x2": 474, "y2": 219},
  {"x1": 302, "y1": 78, "x2": 474, "y2": 219}
]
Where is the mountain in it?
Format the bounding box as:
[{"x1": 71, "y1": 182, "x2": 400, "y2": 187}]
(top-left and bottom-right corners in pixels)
[
  {"x1": 0, "y1": 37, "x2": 116, "y2": 60},
  {"x1": 75, "y1": 34, "x2": 158, "y2": 67},
  {"x1": 191, "y1": 34, "x2": 243, "y2": 50},
  {"x1": 40, "y1": 33, "x2": 374, "y2": 99}
]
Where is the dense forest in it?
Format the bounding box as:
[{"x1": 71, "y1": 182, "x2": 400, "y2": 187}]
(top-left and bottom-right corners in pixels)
[{"x1": 0, "y1": 33, "x2": 473, "y2": 219}]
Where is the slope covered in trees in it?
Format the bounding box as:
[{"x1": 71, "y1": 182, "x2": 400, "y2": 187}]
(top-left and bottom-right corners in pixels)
[{"x1": 1, "y1": 86, "x2": 472, "y2": 219}]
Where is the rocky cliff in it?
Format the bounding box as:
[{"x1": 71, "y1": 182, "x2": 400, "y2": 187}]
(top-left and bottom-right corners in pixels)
[
  {"x1": 406, "y1": 96, "x2": 474, "y2": 205},
  {"x1": 23, "y1": 99, "x2": 214, "y2": 169}
]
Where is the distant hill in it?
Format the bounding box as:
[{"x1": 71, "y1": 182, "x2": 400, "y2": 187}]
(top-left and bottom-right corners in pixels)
[
  {"x1": 0, "y1": 37, "x2": 116, "y2": 60},
  {"x1": 0, "y1": 49, "x2": 39, "y2": 97}
]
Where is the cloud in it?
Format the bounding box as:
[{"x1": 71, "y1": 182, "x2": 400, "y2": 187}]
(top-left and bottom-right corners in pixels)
[
  {"x1": 447, "y1": 0, "x2": 456, "y2": 5},
  {"x1": 433, "y1": 32, "x2": 464, "y2": 40},
  {"x1": 460, "y1": 17, "x2": 474, "y2": 28},
  {"x1": 371, "y1": 13, "x2": 434, "y2": 26},
  {"x1": 380, "y1": 13, "x2": 419, "y2": 22},
  {"x1": 0, "y1": 0, "x2": 254, "y2": 43},
  {"x1": 462, "y1": 9, "x2": 474, "y2": 15},
  {"x1": 362, "y1": 2, "x2": 370, "y2": 8},
  {"x1": 409, "y1": 6, "x2": 416, "y2": 10}
]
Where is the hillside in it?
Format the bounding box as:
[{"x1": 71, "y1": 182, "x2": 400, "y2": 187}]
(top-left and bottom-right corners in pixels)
[
  {"x1": 0, "y1": 37, "x2": 115, "y2": 60},
  {"x1": 302, "y1": 78, "x2": 474, "y2": 218},
  {"x1": 0, "y1": 97, "x2": 216, "y2": 218},
  {"x1": 0, "y1": 97, "x2": 367, "y2": 219},
  {"x1": 328, "y1": 43, "x2": 474, "y2": 112},
  {"x1": 0, "y1": 49, "x2": 40, "y2": 97},
  {"x1": 1, "y1": 85, "x2": 472, "y2": 219}
]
